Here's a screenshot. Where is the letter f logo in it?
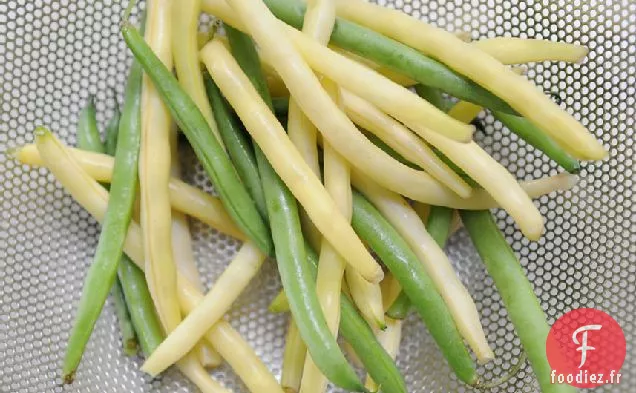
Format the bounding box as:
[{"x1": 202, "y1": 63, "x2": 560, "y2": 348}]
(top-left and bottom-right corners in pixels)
[{"x1": 572, "y1": 324, "x2": 602, "y2": 368}]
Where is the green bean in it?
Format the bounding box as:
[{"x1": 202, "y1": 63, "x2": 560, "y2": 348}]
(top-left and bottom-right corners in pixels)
[
  {"x1": 414, "y1": 84, "x2": 454, "y2": 113},
  {"x1": 76, "y1": 97, "x2": 105, "y2": 154},
  {"x1": 351, "y1": 192, "x2": 477, "y2": 385},
  {"x1": 339, "y1": 292, "x2": 407, "y2": 393},
  {"x1": 261, "y1": 0, "x2": 515, "y2": 113},
  {"x1": 385, "y1": 291, "x2": 410, "y2": 320},
  {"x1": 75, "y1": 102, "x2": 138, "y2": 357},
  {"x1": 272, "y1": 96, "x2": 290, "y2": 115},
  {"x1": 204, "y1": 73, "x2": 268, "y2": 219},
  {"x1": 494, "y1": 112, "x2": 580, "y2": 173},
  {"x1": 104, "y1": 106, "x2": 121, "y2": 156},
  {"x1": 426, "y1": 206, "x2": 455, "y2": 246},
  {"x1": 102, "y1": 99, "x2": 164, "y2": 358},
  {"x1": 105, "y1": 108, "x2": 138, "y2": 357},
  {"x1": 275, "y1": 242, "x2": 408, "y2": 393},
  {"x1": 225, "y1": 26, "x2": 368, "y2": 392},
  {"x1": 386, "y1": 206, "x2": 454, "y2": 320},
  {"x1": 460, "y1": 210, "x2": 575, "y2": 393},
  {"x1": 111, "y1": 279, "x2": 138, "y2": 356},
  {"x1": 117, "y1": 254, "x2": 165, "y2": 356},
  {"x1": 121, "y1": 23, "x2": 272, "y2": 255},
  {"x1": 62, "y1": 50, "x2": 144, "y2": 382}
]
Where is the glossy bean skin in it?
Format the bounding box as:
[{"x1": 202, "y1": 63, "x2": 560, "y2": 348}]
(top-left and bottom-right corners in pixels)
[
  {"x1": 351, "y1": 192, "x2": 477, "y2": 385},
  {"x1": 117, "y1": 254, "x2": 164, "y2": 356}
]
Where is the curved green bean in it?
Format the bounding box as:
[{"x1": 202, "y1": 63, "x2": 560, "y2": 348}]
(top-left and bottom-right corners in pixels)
[
  {"x1": 77, "y1": 97, "x2": 105, "y2": 154},
  {"x1": 261, "y1": 0, "x2": 515, "y2": 113},
  {"x1": 225, "y1": 26, "x2": 368, "y2": 392},
  {"x1": 351, "y1": 192, "x2": 477, "y2": 385},
  {"x1": 494, "y1": 112, "x2": 580, "y2": 173},
  {"x1": 460, "y1": 210, "x2": 575, "y2": 393},
  {"x1": 62, "y1": 50, "x2": 144, "y2": 382},
  {"x1": 121, "y1": 23, "x2": 272, "y2": 255},
  {"x1": 204, "y1": 73, "x2": 267, "y2": 219},
  {"x1": 76, "y1": 101, "x2": 138, "y2": 357}
]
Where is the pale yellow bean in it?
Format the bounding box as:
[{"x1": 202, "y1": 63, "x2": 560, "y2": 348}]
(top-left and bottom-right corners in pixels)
[
  {"x1": 201, "y1": 40, "x2": 383, "y2": 283},
  {"x1": 335, "y1": 0, "x2": 606, "y2": 160},
  {"x1": 173, "y1": 0, "x2": 225, "y2": 148},
  {"x1": 413, "y1": 127, "x2": 545, "y2": 240},
  {"x1": 282, "y1": 319, "x2": 307, "y2": 393},
  {"x1": 474, "y1": 37, "x2": 589, "y2": 64},
  {"x1": 15, "y1": 143, "x2": 577, "y2": 222},
  {"x1": 34, "y1": 130, "x2": 282, "y2": 393},
  {"x1": 342, "y1": 90, "x2": 472, "y2": 198},
  {"x1": 200, "y1": 0, "x2": 477, "y2": 205},
  {"x1": 366, "y1": 273, "x2": 403, "y2": 391},
  {"x1": 142, "y1": 242, "x2": 266, "y2": 375},
  {"x1": 345, "y1": 269, "x2": 386, "y2": 329},
  {"x1": 169, "y1": 124, "x2": 223, "y2": 369},
  {"x1": 12, "y1": 144, "x2": 245, "y2": 240},
  {"x1": 140, "y1": 0, "x2": 181, "y2": 333}
]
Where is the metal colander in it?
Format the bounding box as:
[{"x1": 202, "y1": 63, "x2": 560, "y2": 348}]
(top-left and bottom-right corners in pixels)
[{"x1": 0, "y1": 0, "x2": 634, "y2": 392}]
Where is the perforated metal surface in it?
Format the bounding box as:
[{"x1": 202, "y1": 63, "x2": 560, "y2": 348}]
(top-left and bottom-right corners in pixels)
[{"x1": 0, "y1": 0, "x2": 634, "y2": 392}]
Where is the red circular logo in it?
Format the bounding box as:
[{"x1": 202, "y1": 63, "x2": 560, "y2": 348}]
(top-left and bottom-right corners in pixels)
[{"x1": 546, "y1": 308, "x2": 626, "y2": 388}]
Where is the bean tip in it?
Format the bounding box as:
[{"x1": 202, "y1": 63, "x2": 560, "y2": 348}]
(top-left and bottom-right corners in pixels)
[
  {"x1": 140, "y1": 361, "x2": 161, "y2": 377},
  {"x1": 6, "y1": 146, "x2": 20, "y2": 160},
  {"x1": 124, "y1": 340, "x2": 139, "y2": 356},
  {"x1": 454, "y1": 31, "x2": 473, "y2": 42},
  {"x1": 121, "y1": 0, "x2": 138, "y2": 27},
  {"x1": 575, "y1": 46, "x2": 590, "y2": 65},
  {"x1": 33, "y1": 126, "x2": 50, "y2": 138},
  {"x1": 567, "y1": 161, "x2": 582, "y2": 174},
  {"x1": 562, "y1": 174, "x2": 580, "y2": 191},
  {"x1": 62, "y1": 371, "x2": 75, "y2": 385}
]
